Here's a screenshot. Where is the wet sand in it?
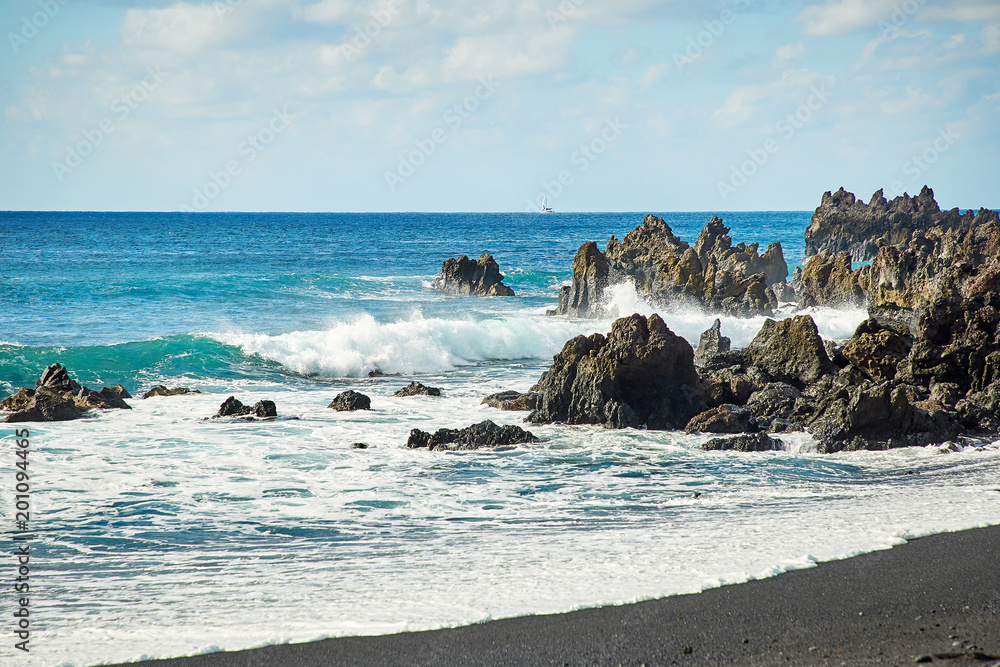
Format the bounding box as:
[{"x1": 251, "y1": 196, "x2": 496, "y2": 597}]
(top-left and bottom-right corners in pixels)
[{"x1": 112, "y1": 525, "x2": 1000, "y2": 667}]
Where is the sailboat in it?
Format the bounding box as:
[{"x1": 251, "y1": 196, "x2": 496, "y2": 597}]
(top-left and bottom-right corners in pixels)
[{"x1": 540, "y1": 195, "x2": 554, "y2": 214}]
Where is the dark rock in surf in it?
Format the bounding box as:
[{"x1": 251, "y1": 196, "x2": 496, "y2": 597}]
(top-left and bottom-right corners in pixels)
[
  {"x1": 394, "y1": 382, "x2": 442, "y2": 397},
  {"x1": 433, "y1": 254, "x2": 515, "y2": 297},
  {"x1": 351, "y1": 442, "x2": 369, "y2": 449},
  {"x1": 2, "y1": 363, "x2": 132, "y2": 422},
  {"x1": 142, "y1": 385, "x2": 201, "y2": 399},
  {"x1": 481, "y1": 391, "x2": 539, "y2": 412},
  {"x1": 684, "y1": 404, "x2": 756, "y2": 434},
  {"x1": 528, "y1": 313, "x2": 706, "y2": 429},
  {"x1": 743, "y1": 316, "x2": 837, "y2": 388},
  {"x1": 212, "y1": 396, "x2": 277, "y2": 419},
  {"x1": 328, "y1": 390, "x2": 371, "y2": 411},
  {"x1": 406, "y1": 419, "x2": 539, "y2": 451},
  {"x1": 702, "y1": 432, "x2": 783, "y2": 452}
]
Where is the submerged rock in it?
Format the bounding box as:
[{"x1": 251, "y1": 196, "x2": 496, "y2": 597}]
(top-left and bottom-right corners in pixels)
[
  {"x1": 406, "y1": 420, "x2": 539, "y2": 451},
  {"x1": 481, "y1": 390, "x2": 539, "y2": 412},
  {"x1": 328, "y1": 390, "x2": 372, "y2": 411},
  {"x1": 394, "y1": 382, "x2": 442, "y2": 397},
  {"x1": 528, "y1": 313, "x2": 706, "y2": 429},
  {"x1": 685, "y1": 404, "x2": 756, "y2": 434},
  {"x1": 433, "y1": 254, "x2": 515, "y2": 297},
  {"x1": 2, "y1": 363, "x2": 132, "y2": 423},
  {"x1": 142, "y1": 385, "x2": 201, "y2": 399}
]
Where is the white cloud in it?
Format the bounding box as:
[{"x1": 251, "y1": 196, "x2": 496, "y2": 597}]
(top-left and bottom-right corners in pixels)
[
  {"x1": 639, "y1": 63, "x2": 669, "y2": 89},
  {"x1": 798, "y1": 0, "x2": 897, "y2": 36},
  {"x1": 122, "y1": 2, "x2": 236, "y2": 53},
  {"x1": 984, "y1": 23, "x2": 1000, "y2": 52},
  {"x1": 713, "y1": 69, "x2": 836, "y2": 129},
  {"x1": 777, "y1": 42, "x2": 805, "y2": 61},
  {"x1": 299, "y1": 0, "x2": 352, "y2": 24},
  {"x1": 943, "y1": 33, "x2": 967, "y2": 49},
  {"x1": 442, "y1": 26, "x2": 575, "y2": 81},
  {"x1": 921, "y1": 3, "x2": 1000, "y2": 22}
]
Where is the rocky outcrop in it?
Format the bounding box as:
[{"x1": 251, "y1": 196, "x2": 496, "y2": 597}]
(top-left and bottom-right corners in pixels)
[
  {"x1": 394, "y1": 382, "x2": 442, "y2": 397},
  {"x1": 1, "y1": 364, "x2": 132, "y2": 422},
  {"x1": 694, "y1": 318, "x2": 731, "y2": 366},
  {"x1": 328, "y1": 390, "x2": 371, "y2": 411},
  {"x1": 528, "y1": 313, "x2": 706, "y2": 429},
  {"x1": 684, "y1": 404, "x2": 756, "y2": 434},
  {"x1": 406, "y1": 420, "x2": 539, "y2": 451},
  {"x1": 805, "y1": 186, "x2": 998, "y2": 261},
  {"x1": 557, "y1": 242, "x2": 610, "y2": 317},
  {"x1": 481, "y1": 391, "x2": 539, "y2": 411},
  {"x1": 212, "y1": 397, "x2": 277, "y2": 419},
  {"x1": 142, "y1": 385, "x2": 200, "y2": 399},
  {"x1": 702, "y1": 433, "x2": 783, "y2": 452},
  {"x1": 433, "y1": 254, "x2": 515, "y2": 297},
  {"x1": 557, "y1": 215, "x2": 786, "y2": 317},
  {"x1": 743, "y1": 316, "x2": 837, "y2": 388},
  {"x1": 800, "y1": 187, "x2": 1000, "y2": 317}
]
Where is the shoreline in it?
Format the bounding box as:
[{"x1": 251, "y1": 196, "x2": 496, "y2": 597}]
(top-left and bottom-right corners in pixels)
[{"x1": 111, "y1": 524, "x2": 1000, "y2": 667}]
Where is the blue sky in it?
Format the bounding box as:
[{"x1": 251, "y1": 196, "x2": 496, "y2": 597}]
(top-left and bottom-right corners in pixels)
[{"x1": 1, "y1": 0, "x2": 997, "y2": 212}]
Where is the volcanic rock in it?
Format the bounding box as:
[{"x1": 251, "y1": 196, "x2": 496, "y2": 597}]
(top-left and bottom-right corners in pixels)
[
  {"x1": 743, "y1": 316, "x2": 837, "y2": 388},
  {"x1": 528, "y1": 313, "x2": 706, "y2": 429},
  {"x1": 481, "y1": 391, "x2": 539, "y2": 411},
  {"x1": 328, "y1": 390, "x2": 372, "y2": 411},
  {"x1": 394, "y1": 382, "x2": 442, "y2": 397},
  {"x1": 2, "y1": 363, "x2": 132, "y2": 422},
  {"x1": 842, "y1": 318, "x2": 913, "y2": 381},
  {"x1": 557, "y1": 215, "x2": 785, "y2": 317},
  {"x1": 142, "y1": 385, "x2": 201, "y2": 399},
  {"x1": 685, "y1": 404, "x2": 756, "y2": 434},
  {"x1": 694, "y1": 318, "x2": 731, "y2": 366},
  {"x1": 213, "y1": 397, "x2": 277, "y2": 419},
  {"x1": 433, "y1": 254, "x2": 515, "y2": 297},
  {"x1": 702, "y1": 432, "x2": 783, "y2": 452},
  {"x1": 406, "y1": 420, "x2": 539, "y2": 451}
]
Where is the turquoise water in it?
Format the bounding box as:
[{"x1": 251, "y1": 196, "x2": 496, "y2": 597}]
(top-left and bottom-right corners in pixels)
[{"x1": 2, "y1": 211, "x2": 998, "y2": 666}]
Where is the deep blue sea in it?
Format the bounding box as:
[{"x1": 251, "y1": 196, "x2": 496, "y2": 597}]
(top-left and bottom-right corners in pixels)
[{"x1": 2, "y1": 211, "x2": 998, "y2": 666}]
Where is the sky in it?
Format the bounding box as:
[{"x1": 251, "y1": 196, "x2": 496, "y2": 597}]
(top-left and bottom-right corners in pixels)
[{"x1": 0, "y1": 0, "x2": 997, "y2": 212}]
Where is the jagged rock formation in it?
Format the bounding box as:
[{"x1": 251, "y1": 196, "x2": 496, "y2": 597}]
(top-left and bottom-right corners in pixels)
[
  {"x1": 804, "y1": 185, "x2": 998, "y2": 260},
  {"x1": 702, "y1": 432, "x2": 783, "y2": 452},
  {"x1": 527, "y1": 313, "x2": 706, "y2": 429},
  {"x1": 800, "y1": 191, "x2": 1000, "y2": 318},
  {"x1": 142, "y1": 385, "x2": 200, "y2": 399},
  {"x1": 433, "y1": 254, "x2": 515, "y2": 297},
  {"x1": 406, "y1": 420, "x2": 539, "y2": 451},
  {"x1": 328, "y1": 390, "x2": 371, "y2": 411},
  {"x1": 212, "y1": 397, "x2": 277, "y2": 419},
  {"x1": 481, "y1": 391, "x2": 539, "y2": 411},
  {"x1": 394, "y1": 382, "x2": 442, "y2": 397},
  {"x1": 557, "y1": 215, "x2": 787, "y2": 318},
  {"x1": 2, "y1": 363, "x2": 132, "y2": 422},
  {"x1": 694, "y1": 319, "x2": 731, "y2": 366}
]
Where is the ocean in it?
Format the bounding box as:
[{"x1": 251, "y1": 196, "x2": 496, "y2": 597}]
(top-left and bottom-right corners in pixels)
[{"x1": 2, "y1": 211, "x2": 999, "y2": 666}]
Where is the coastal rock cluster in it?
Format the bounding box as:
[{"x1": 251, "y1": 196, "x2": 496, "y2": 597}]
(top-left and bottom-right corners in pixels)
[
  {"x1": 407, "y1": 419, "x2": 538, "y2": 451},
  {"x1": 557, "y1": 215, "x2": 788, "y2": 318},
  {"x1": 433, "y1": 254, "x2": 515, "y2": 297},
  {"x1": 515, "y1": 186, "x2": 1000, "y2": 452},
  {"x1": 1, "y1": 364, "x2": 131, "y2": 422}
]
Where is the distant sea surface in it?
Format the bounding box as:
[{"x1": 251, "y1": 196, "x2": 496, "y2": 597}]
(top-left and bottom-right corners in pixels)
[{"x1": 2, "y1": 211, "x2": 998, "y2": 666}]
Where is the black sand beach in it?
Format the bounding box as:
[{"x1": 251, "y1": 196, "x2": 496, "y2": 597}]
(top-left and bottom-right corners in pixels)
[{"x1": 114, "y1": 524, "x2": 1000, "y2": 667}]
